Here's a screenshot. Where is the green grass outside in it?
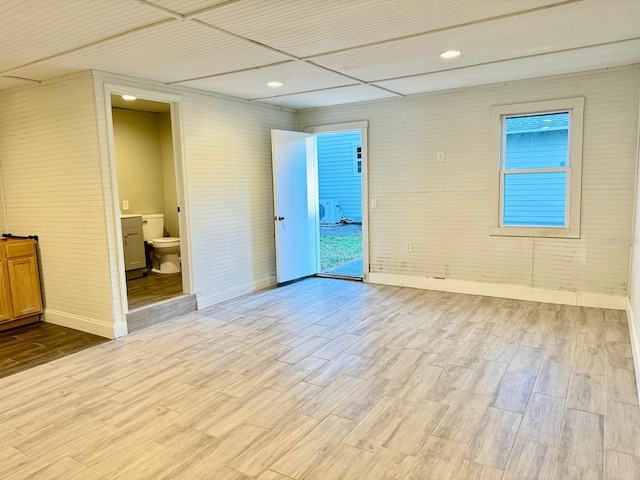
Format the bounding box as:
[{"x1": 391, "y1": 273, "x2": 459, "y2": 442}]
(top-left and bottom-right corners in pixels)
[{"x1": 320, "y1": 229, "x2": 362, "y2": 270}]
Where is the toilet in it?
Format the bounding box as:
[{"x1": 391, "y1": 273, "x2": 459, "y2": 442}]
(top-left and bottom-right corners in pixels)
[{"x1": 141, "y1": 214, "x2": 181, "y2": 274}]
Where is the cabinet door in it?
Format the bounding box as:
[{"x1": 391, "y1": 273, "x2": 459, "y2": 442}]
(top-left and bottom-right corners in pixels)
[
  {"x1": 7, "y1": 256, "x2": 42, "y2": 317},
  {"x1": 0, "y1": 262, "x2": 14, "y2": 322},
  {"x1": 123, "y1": 228, "x2": 146, "y2": 271}
]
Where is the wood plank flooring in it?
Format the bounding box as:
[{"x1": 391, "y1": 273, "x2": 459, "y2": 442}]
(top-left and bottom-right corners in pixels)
[
  {"x1": 0, "y1": 278, "x2": 638, "y2": 479},
  {"x1": 0, "y1": 322, "x2": 109, "y2": 379},
  {"x1": 127, "y1": 271, "x2": 183, "y2": 309}
]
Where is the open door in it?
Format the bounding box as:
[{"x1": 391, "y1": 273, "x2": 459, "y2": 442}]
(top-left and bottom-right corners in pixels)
[{"x1": 271, "y1": 129, "x2": 319, "y2": 283}]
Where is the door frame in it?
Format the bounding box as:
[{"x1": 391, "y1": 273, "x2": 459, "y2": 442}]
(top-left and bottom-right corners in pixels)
[
  {"x1": 103, "y1": 83, "x2": 193, "y2": 319},
  {"x1": 305, "y1": 121, "x2": 369, "y2": 282}
]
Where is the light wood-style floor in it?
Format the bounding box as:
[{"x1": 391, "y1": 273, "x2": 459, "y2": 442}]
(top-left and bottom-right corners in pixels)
[{"x1": 1, "y1": 278, "x2": 639, "y2": 479}]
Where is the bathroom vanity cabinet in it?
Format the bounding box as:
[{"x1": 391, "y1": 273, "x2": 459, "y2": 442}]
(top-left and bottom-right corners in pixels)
[
  {"x1": 0, "y1": 238, "x2": 43, "y2": 331},
  {"x1": 121, "y1": 215, "x2": 146, "y2": 280}
]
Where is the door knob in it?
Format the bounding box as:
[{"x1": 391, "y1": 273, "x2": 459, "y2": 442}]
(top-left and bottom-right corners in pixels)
[{"x1": 274, "y1": 216, "x2": 285, "y2": 221}]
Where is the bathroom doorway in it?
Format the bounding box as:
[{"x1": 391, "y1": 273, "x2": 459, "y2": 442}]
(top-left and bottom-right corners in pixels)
[{"x1": 107, "y1": 91, "x2": 191, "y2": 314}]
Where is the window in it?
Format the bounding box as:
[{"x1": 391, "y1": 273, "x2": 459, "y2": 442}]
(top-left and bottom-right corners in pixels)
[
  {"x1": 353, "y1": 146, "x2": 362, "y2": 176},
  {"x1": 490, "y1": 97, "x2": 584, "y2": 238}
]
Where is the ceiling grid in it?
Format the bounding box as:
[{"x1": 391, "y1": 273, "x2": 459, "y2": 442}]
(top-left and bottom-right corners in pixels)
[{"x1": 0, "y1": 0, "x2": 638, "y2": 109}]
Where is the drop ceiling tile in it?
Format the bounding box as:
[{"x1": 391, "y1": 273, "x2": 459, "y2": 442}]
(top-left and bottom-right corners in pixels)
[
  {"x1": 374, "y1": 40, "x2": 640, "y2": 95},
  {"x1": 256, "y1": 84, "x2": 398, "y2": 110},
  {"x1": 145, "y1": 0, "x2": 230, "y2": 16},
  {"x1": 195, "y1": 0, "x2": 568, "y2": 58},
  {"x1": 0, "y1": 0, "x2": 169, "y2": 73},
  {"x1": 177, "y1": 61, "x2": 356, "y2": 99},
  {"x1": 9, "y1": 20, "x2": 291, "y2": 84},
  {"x1": 311, "y1": 0, "x2": 640, "y2": 82},
  {"x1": 0, "y1": 77, "x2": 37, "y2": 90}
]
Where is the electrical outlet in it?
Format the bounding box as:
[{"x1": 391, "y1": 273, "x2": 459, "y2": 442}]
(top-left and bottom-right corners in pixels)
[
  {"x1": 436, "y1": 151, "x2": 445, "y2": 163},
  {"x1": 371, "y1": 199, "x2": 378, "y2": 209},
  {"x1": 122, "y1": 200, "x2": 129, "y2": 211},
  {"x1": 405, "y1": 241, "x2": 412, "y2": 252}
]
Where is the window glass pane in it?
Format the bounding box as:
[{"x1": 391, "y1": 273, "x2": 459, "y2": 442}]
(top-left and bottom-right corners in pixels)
[
  {"x1": 504, "y1": 112, "x2": 569, "y2": 169},
  {"x1": 503, "y1": 172, "x2": 566, "y2": 227}
]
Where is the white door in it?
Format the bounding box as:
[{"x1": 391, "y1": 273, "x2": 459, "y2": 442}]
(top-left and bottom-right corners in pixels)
[{"x1": 271, "y1": 129, "x2": 319, "y2": 283}]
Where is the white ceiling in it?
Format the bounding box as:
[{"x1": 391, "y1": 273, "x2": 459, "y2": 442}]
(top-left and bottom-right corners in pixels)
[{"x1": 1, "y1": 0, "x2": 639, "y2": 109}]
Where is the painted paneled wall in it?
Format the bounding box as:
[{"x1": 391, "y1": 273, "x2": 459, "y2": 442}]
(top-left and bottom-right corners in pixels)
[
  {"x1": 112, "y1": 108, "x2": 167, "y2": 218},
  {"x1": 0, "y1": 74, "x2": 116, "y2": 336},
  {"x1": 299, "y1": 66, "x2": 640, "y2": 302},
  {"x1": 93, "y1": 73, "x2": 295, "y2": 312},
  {"x1": 180, "y1": 91, "x2": 295, "y2": 306},
  {"x1": 317, "y1": 131, "x2": 362, "y2": 222}
]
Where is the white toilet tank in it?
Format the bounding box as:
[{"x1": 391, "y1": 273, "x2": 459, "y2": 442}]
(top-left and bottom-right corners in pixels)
[{"x1": 142, "y1": 214, "x2": 164, "y2": 241}]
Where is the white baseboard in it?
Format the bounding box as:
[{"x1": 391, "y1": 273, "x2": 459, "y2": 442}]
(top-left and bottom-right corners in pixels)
[
  {"x1": 43, "y1": 309, "x2": 127, "y2": 339},
  {"x1": 196, "y1": 276, "x2": 276, "y2": 310},
  {"x1": 625, "y1": 299, "x2": 640, "y2": 406},
  {"x1": 368, "y1": 272, "x2": 627, "y2": 310}
]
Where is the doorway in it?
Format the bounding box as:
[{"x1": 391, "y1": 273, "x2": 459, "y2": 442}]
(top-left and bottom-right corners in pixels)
[
  {"x1": 105, "y1": 87, "x2": 192, "y2": 320},
  {"x1": 316, "y1": 131, "x2": 363, "y2": 279},
  {"x1": 271, "y1": 121, "x2": 368, "y2": 284}
]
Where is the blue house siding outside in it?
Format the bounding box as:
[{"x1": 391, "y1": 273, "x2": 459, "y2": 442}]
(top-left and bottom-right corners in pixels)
[
  {"x1": 503, "y1": 113, "x2": 569, "y2": 227},
  {"x1": 317, "y1": 131, "x2": 362, "y2": 222}
]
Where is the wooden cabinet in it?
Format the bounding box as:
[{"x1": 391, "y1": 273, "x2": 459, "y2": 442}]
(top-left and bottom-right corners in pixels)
[{"x1": 0, "y1": 238, "x2": 43, "y2": 331}]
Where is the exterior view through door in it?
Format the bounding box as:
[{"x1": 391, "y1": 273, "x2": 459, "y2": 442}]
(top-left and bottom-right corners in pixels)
[
  {"x1": 317, "y1": 131, "x2": 363, "y2": 278},
  {"x1": 271, "y1": 129, "x2": 363, "y2": 284}
]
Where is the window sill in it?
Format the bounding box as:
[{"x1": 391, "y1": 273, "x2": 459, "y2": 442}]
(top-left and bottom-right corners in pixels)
[{"x1": 489, "y1": 227, "x2": 580, "y2": 239}]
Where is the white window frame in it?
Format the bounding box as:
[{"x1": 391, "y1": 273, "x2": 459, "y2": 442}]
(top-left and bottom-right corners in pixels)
[
  {"x1": 353, "y1": 145, "x2": 362, "y2": 177},
  {"x1": 490, "y1": 97, "x2": 584, "y2": 238}
]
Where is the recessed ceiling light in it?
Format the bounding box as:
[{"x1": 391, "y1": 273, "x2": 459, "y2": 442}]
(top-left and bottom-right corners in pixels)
[
  {"x1": 440, "y1": 50, "x2": 461, "y2": 59},
  {"x1": 122, "y1": 95, "x2": 137, "y2": 101},
  {"x1": 267, "y1": 81, "x2": 284, "y2": 88}
]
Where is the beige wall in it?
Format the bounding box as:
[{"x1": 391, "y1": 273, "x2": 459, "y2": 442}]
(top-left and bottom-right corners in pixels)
[
  {"x1": 113, "y1": 108, "x2": 180, "y2": 237},
  {"x1": 299, "y1": 65, "x2": 640, "y2": 302},
  {"x1": 159, "y1": 112, "x2": 179, "y2": 237},
  {"x1": 113, "y1": 108, "x2": 166, "y2": 219}
]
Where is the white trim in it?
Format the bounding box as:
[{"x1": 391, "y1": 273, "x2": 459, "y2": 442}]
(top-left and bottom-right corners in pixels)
[
  {"x1": 44, "y1": 309, "x2": 127, "y2": 339},
  {"x1": 197, "y1": 276, "x2": 276, "y2": 310},
  {"x1": 103, "y1": 83, "x2": 194, "y2": 323},
  {"x1": 628, "y1": 77, "x2": 640, "y2": 307},
  {"x1": 626, "y1": 80, "x2": 640, "y2": 407},
  {"x1": 352, "y1": 146, "x2": 362, "y2": 177},
  {"x1": 625, "y1": 299, "x2": 640, "y2": 406},
  {"x1": 489, "y1": 226, "x2": 580, "y2": 238},
  {"x1": 169, "y1": 98, "x2": 194, "y2": 295},
  {"x1": 369, "y1": 272, "x2": 627, "y2": 310},
  {"x1": 361, "y1": 128, "x2": 369, "y2": 282},
  {"x1": 304, "y1": 121, "x2": 370, "y2": 282},
  {"x1": 490, "y1": 97, "x2": 584, "y2": 238},
  {"x1": 502, "y1": 167, "x2": 569, "y2": 175}
]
